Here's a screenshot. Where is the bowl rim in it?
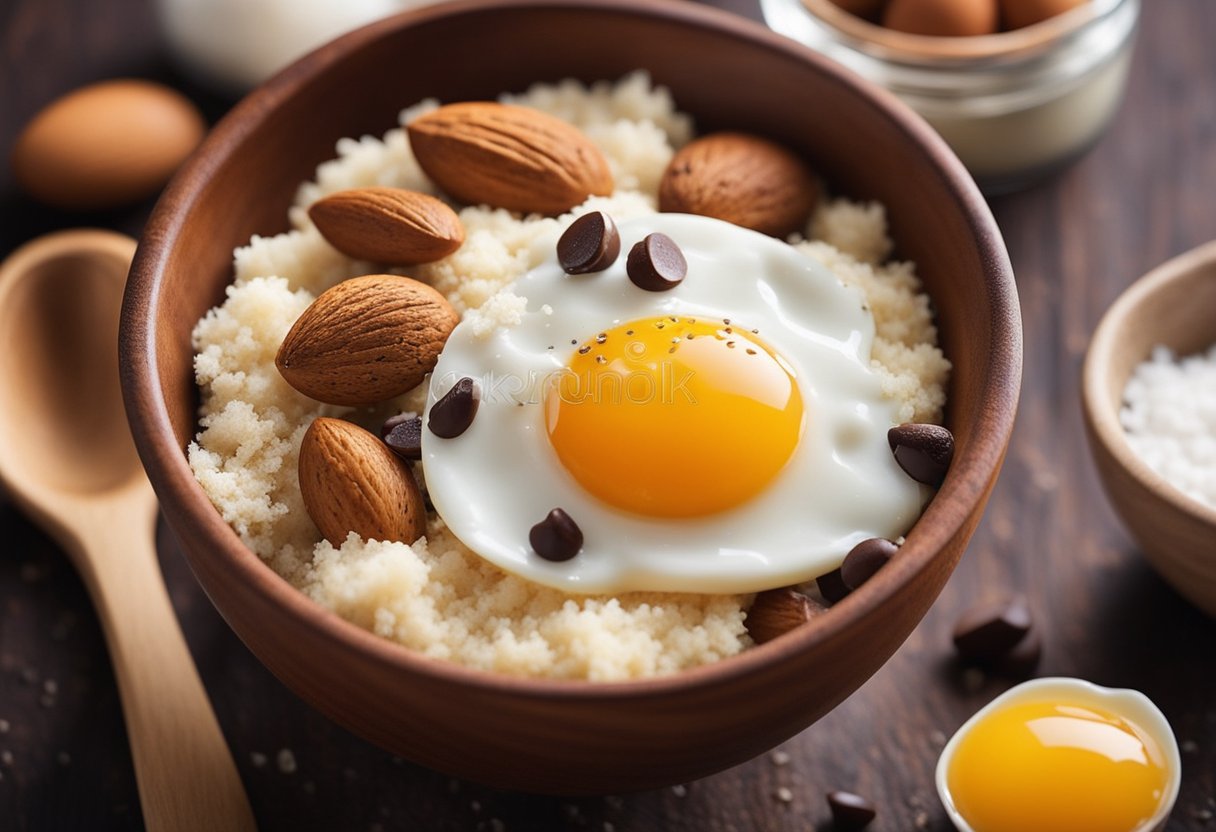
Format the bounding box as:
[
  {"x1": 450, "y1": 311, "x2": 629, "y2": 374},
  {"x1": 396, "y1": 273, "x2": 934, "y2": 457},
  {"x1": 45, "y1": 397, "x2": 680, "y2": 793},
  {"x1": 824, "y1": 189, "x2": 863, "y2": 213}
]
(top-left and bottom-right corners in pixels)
[
  {"x1": 1081, "y1": 239, "x2": 1216, "y2": 529},
  {"x1": 121, "y1": 0, "x2": 1021, "y2": 697}
]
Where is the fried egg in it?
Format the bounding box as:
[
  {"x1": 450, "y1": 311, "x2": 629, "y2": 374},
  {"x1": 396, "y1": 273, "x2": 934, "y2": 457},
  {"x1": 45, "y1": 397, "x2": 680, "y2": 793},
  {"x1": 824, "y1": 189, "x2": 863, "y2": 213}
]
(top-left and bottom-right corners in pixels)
[{"x1": 422, "y1": 213, "x2": 925, "y2": 594}]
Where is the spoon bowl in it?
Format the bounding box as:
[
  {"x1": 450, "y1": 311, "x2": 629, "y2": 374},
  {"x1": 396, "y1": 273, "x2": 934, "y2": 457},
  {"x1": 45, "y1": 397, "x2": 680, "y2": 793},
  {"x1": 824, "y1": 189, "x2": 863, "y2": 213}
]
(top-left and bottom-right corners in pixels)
[
  {"x1": 0, "y1": 231, "x2": 139, "y2": 507},
  {"x1": 0, "y1": 230, "x2": 256, "y2": 832}
]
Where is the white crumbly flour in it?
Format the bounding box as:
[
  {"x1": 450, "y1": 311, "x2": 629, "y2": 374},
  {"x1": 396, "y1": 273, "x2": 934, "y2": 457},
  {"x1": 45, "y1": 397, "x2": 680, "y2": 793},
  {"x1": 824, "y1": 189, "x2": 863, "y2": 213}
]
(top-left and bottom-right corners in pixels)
[
  {"x1": 188, "y1": 72, "x2": 951, "y2": 680},
  {"x1": 1121, "y1": 343, "x2": 1216, "y2": 509}
]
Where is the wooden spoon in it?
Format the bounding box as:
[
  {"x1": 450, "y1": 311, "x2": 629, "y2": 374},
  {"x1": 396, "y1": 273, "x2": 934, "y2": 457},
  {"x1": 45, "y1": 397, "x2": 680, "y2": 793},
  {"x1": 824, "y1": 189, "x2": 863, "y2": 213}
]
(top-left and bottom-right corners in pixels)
[{"x1": 0, "y1": 230, "x2": 256, "y2": 831}]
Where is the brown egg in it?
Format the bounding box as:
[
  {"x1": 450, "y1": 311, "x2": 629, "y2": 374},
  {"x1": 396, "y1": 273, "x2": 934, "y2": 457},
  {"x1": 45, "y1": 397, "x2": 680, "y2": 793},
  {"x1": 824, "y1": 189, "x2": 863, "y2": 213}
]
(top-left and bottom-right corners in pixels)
[
  {"x1": 11, "y1": 79, "x2": 206, "y2": 211},
  {"x1": 1000, "y1": 0, "x2": 1088, "y2": 30},
  {"x1": 882, "y1": 0, "x2": 1000, "y2": 36},
  {"x1": 826, "y1": 0, "x2": 889, "y2": 18}
]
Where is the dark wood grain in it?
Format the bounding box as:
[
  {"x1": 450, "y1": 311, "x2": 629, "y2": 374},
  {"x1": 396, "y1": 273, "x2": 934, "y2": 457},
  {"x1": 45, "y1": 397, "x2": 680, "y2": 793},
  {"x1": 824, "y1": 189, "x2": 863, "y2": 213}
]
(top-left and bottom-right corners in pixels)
[{"x1": 1, "y1": 0, "x2": 1214, "y2": 830}]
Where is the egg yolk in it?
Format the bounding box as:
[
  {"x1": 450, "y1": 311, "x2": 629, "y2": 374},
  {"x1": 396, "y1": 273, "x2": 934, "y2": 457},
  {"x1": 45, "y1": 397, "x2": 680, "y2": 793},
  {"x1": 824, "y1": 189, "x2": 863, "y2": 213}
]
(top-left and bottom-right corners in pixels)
[
  {"x1": 947, "y1": 701, "x2": 1169, "y2": 832},
  {"x1": 544, "y1": 316, "x2": 803, "y2": 517}
]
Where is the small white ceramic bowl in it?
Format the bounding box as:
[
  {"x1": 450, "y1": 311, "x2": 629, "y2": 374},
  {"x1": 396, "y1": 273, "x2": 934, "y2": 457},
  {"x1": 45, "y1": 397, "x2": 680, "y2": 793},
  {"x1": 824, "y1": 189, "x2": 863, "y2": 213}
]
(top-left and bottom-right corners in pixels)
[{"x1": 935, "y1": 677, "x2": 1181, "y2": 832}]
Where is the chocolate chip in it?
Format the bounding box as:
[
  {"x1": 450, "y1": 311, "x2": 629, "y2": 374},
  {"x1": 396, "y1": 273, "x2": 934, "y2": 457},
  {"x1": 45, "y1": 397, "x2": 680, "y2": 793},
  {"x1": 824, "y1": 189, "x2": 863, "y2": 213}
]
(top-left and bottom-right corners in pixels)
[
  {"x1": 746, "y1": 588, "x2": 825, "y2": 644},
  {"x1": 888, "y1": 423, "x2": 954, "y2": 486},
  {"x1": 626, "y1": 232, "x2": 686, "y2": 291},
  {"x1": 557, "y1": 211, "x2": 620, "y2": 274},
  {"x1": 952, "y1": 594, "x2": 1033, "y2": 662},
  {"x1": 529, "y1": 509, "x2": 583, "y2": 562},
  {"x1": 382, "y1": 415, "x2": 423, "y2": 460},
  {"x1": 991, "y1": 627, "x2": 1042, "y2": 679},
  {"x1": 379, "y1": 412, "x2": 413, "y2": 439},
  {"x1": 428, "y1": 377, "x2": 479, "y2": 439},
  {"x1": 826, "y1": 790, "x2": 876, "y2": 830},
  {"x1": 840, "y1": 538, "x2": 898, "y2": 591},
  {"x1": 817, "y1": 568, "x2": 851, "y2": 604}
]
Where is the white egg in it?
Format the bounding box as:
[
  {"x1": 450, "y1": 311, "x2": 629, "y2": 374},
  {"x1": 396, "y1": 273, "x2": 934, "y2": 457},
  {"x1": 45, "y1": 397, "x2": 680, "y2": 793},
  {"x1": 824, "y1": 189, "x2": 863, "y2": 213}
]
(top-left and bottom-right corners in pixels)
[{"x1": 422, "y1": 213, "x2": 925, "y2": 594}]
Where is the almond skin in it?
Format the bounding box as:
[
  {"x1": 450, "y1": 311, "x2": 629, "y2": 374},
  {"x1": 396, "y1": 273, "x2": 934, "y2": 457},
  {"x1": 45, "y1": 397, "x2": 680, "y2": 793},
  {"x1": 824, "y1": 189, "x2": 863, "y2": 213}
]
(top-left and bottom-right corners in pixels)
[
  {"x1": 883, "y1": 0, "x2": 999, "y2": 36},
  {"x1": 659, "y1": 132, "x2": 819, "y2": 238},
  {"x1": 276, "y1": 274, "x2": 459, "y2": 406},
  {"x1": 309, "y1": 187, "x2": 464, "y2": 266},
  {"x1": 745, "y1": 588, "x2": 825, "y2": 644},
  {"x1": 298, "y1": 417, "x2": 427, "y2": 547},
  {"x1": 407, "y1": 102, "x2": 613, "y2": 216},
  {"x1": 999, "y1": 0, "x2": 1086, "y2": 30}
]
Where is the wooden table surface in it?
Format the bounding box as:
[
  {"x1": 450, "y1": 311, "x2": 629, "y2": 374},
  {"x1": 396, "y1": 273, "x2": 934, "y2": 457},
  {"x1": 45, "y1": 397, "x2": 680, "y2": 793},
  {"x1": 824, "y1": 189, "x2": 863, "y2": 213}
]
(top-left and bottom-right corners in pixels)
[{"x1": 2, "y1": 1, "x2": 1214, "y2": 830}]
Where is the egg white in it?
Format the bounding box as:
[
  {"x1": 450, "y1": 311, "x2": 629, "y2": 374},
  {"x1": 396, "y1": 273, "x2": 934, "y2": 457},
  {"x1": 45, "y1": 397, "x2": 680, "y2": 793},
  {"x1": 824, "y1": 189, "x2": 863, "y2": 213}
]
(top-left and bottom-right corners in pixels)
[{"x1": 422, "y1": 213, "x2": 926, "y2": 594}]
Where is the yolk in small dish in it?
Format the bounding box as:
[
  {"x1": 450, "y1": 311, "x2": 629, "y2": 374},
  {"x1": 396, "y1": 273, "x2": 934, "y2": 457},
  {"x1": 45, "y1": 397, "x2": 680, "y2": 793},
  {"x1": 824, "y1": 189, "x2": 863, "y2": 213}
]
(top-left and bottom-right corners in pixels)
[
  {"x1": 947, "y1": 700, "x2": 1169, "y2": 832},
  {"x1": 544, "y1": 315, "x2": 803, "y2": 518}
]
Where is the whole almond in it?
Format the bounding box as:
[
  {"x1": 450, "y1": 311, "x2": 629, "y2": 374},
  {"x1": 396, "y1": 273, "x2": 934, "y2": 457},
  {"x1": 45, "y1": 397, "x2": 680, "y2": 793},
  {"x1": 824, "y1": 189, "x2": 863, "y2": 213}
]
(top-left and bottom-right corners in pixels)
[
  {"x1": 309, "y1": 187, "x2": 464, "y2": 266},
  {"x1": 276, "y1": 274, "x2": 459, "y2": 406},
  {"x1": 299, "y1": 417, "x2": 427, "y2": 547},
  {"x1": 745, "y1": 588, "x2": 825, "y2": 644},
  {"x1": 407, "y1": 102, "x2": 613, "y2": 216},
  {"x1": 659, "y1": 132, "x2": 819, "y2": 238},
  {"x1": 883, "y1": 0, "x2": 999, "y2": 36},
  {"x1": 998, "y1": 0, "x2": 1086, "y2": 30}
]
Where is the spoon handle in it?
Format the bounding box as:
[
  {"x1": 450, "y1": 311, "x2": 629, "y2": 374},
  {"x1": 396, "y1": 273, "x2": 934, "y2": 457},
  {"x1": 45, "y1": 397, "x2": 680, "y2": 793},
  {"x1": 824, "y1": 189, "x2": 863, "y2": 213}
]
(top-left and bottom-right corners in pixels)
[{"x1": 73, "y1": 486, "x2": 257, "y2": 832}]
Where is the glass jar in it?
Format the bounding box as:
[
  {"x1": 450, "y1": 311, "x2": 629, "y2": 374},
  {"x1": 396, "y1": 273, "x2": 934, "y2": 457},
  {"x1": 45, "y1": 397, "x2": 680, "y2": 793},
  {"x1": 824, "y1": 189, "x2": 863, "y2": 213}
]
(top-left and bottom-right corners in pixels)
[{"x1": 761, "y1": 0, "x2": 1140, "y2": 194}]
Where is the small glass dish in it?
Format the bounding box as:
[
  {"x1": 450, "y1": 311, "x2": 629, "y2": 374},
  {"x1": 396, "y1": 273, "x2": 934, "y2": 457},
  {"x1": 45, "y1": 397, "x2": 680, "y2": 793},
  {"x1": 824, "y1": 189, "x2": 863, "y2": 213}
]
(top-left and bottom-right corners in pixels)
[{"x1": 761, "y1": 0, "x2": 1140, "y2": 193}]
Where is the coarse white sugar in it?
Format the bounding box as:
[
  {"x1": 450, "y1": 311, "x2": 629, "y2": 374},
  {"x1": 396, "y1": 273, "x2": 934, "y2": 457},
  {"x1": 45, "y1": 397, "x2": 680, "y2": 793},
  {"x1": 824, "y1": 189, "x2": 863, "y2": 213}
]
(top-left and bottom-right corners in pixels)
[{"x1": 1121, "y1": 343, "x2": 1216, "y2": 509}]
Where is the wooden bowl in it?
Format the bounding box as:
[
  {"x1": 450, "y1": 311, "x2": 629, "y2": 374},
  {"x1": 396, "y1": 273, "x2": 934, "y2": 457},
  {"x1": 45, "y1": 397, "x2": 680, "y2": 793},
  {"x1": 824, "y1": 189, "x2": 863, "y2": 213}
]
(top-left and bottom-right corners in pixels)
[
  {"x1": 1082, "y1": 241, "x2": 1216, "y2": 617},
  {"x1": 121, "y1": 0, "x2": 1020, "y2": 793}
]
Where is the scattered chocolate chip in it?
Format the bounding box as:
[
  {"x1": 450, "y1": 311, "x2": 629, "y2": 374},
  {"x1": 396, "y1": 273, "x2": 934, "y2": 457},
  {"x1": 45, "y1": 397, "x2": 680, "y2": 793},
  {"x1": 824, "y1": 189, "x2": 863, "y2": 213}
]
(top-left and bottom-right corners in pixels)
[
  {"x1": 557, "y1": 211, "x2": 620, "y2": 274},
  {"x1": 817, "y1": 568, "x2": 851, "y2": 604},
  {"x1": 991, "y1": 627, "x2": 1042, "y2": 679},
  {"x1": 827, "y1": 790, "x2": 877, "y2": 830},
  {"x1": 888, "y1": 423, "x2": 954, "y2": 486},
  {"x1": 746, "y1": 588, "x2": 825, "y2": 644},
  {"x1": 529, "y1": 508, "x2": 583, "y2": 562},
  {"x1": 379, "y1": 412, "x2": 413, "y2": 440},
  {"x1": 626, "y1": 232, "x2": 686, "y2": 291},
  {"x1": 952, "y1": 594, "x2": 1033, "y2": 663},
  {"x1": 382, "y1": 415, "x2": 423, "y2": 460},
  {"x1": 840, "y1": 538, "x2": 899, "y2": 591},
  {"x1": 428, "y1": 377, "x2": 479, "y2": 439}
]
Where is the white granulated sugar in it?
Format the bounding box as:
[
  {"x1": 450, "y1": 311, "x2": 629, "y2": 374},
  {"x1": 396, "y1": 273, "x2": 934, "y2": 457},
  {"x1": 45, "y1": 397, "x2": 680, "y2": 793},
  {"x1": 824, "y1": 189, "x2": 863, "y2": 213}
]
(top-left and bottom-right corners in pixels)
[
  {"x1": 1121, "y1": 343, "x2": 1216, "y2": 508},
  {"x1": 189, "y1": 73, "x2": 950, "y2": 681}
]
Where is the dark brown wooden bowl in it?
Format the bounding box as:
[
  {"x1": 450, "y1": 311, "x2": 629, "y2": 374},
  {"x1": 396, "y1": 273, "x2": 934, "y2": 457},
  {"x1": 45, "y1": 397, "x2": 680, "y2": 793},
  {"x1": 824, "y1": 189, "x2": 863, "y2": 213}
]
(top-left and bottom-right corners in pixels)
[{"x1": 120, "y1": 0, "x2": 1021, "y2": 794}]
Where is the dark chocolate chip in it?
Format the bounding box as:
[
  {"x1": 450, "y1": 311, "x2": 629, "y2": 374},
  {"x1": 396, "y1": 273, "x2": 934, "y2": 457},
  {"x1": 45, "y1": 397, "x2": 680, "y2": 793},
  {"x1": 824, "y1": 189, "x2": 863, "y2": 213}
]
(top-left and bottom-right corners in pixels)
[
  {"x1": 746, "y1": 588, "x2": 825, "y2": 644},
  {"x1": 379, "y1": 411, "x2": 414, "y2": 440},
  {"x1": 557, "y1": 211, "x2": 620, "y2": 274},
  {"x1": 888, "y1": 423, "x2": 954, "y2": 486},
  {"x1": 991, "y1": 627, "x2": 1042, "y2": 679},
  {"x1": 428, "y1": 377, "x2": 479, "y2": 439},
  {"x1": 952, "y1": 594, "x2": 1033, "y2": 662},
  {"x1": 826, "y1": 790, "x2": 877, "y2": 830},
  {"x1": 382, "y1": 415, "x2": 423, "y2": 460},
  {"x1": 840, "y1": 538, "x2": 898, "y2": 591},
  {"x1": 817, "y1": 568, "x2": 851, "y2": 605},
  {"x1": 626, "y1": 232, "x2": 686, "y2": 291},
  {"x1": 529, "y1": 508, "x2": 583, "y2": 562}
]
